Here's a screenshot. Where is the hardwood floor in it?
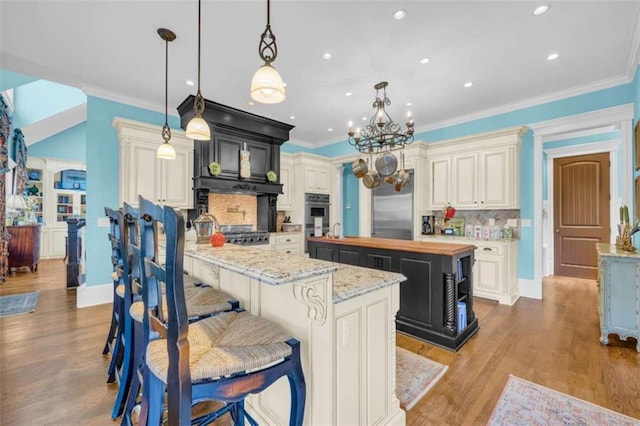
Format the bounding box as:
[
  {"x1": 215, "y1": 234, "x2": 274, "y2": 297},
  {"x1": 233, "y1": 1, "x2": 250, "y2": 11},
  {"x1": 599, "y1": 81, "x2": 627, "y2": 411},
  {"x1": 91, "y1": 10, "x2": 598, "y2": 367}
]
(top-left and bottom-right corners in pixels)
[{"x1": 1, "y1": 262, "x2": 639, "y2": 425}]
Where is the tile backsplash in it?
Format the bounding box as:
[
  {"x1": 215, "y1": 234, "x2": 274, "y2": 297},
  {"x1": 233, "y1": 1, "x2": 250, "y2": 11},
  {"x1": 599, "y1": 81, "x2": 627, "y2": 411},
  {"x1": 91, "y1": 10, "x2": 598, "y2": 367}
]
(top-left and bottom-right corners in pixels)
[
  {"x1": 208, "y1": 193, "x2": 257, "y2": 227},
  {"x1": 429, "y1": 209, "x2": 521, "y2": 238}
]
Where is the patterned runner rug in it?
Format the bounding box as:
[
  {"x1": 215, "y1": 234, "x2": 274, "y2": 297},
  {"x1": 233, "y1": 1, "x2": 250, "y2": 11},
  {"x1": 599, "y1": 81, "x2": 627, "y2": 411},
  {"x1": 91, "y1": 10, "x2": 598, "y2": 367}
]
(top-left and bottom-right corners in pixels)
[
  {"x1": 396, "y1": 347, "x2": 448, "y2": 410},
  {"x1": 489, "y1": 375, "x2": 640, "y2": 425},
  {"x1": 0, "y1": 291, "x2": 39, "y2": 317}
]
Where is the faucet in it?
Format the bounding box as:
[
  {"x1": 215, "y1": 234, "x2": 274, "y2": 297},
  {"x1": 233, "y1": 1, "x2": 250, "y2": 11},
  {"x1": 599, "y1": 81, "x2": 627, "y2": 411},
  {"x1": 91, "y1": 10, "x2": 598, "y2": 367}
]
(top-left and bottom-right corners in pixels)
[{"x1": 333, "y1": 222, "x2": 342, "y2": 239}]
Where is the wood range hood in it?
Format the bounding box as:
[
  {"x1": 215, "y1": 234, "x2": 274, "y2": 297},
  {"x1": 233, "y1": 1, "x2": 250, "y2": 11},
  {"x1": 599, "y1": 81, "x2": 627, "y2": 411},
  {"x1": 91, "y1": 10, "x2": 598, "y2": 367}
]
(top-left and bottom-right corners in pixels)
[{"x1": 177, "y1": 95, "x2": 294, "y2": 231}]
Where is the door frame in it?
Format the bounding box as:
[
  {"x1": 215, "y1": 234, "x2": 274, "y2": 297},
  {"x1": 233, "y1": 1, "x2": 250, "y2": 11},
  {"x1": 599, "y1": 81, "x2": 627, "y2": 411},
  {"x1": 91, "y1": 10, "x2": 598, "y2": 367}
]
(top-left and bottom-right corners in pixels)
[
  {"x1": 544, "y1": 142, "x2": 619, "y2": 276},
  {"x1": 530, "y1": 103, "x2": 633, "y2": 300}
]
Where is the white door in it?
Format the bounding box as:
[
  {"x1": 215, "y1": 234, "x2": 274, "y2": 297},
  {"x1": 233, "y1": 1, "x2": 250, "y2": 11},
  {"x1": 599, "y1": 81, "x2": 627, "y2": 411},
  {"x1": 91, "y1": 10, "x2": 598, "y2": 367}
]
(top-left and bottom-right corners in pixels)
[
  {"x1": 428, "y1": 156, "x2": 451, "y2": 209},
  {"x1": 480, "y1": 148, "x2": 511, "y2": 208},
  {"x1": 452, "y1": 152, "x2": 478, "y2": 209},
  {"x1": 161, "y1": 145, "x2": 192, "y2": 208}
]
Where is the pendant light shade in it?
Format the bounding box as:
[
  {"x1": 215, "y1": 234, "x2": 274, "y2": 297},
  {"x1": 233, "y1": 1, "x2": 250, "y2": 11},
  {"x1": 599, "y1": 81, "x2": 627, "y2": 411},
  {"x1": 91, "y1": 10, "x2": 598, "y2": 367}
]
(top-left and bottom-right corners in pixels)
[
  {"x1": 251, "y1": 63, "x2": 285, "y2": 104},
  {"x1": 157, "y1": 140, "x2": 176, "y2": 160},
  {"x1": 251, "y1": 0, "x2": 285, "y2": 104},
  {"x1": 157, "y1": 28, "x2": 177, "y2": 160},
  {"x1": 186, "y1": 0, "x2": 211, "y2": 140},
  {"x1": 185, "y1": 114, "x2": 210, "y2": 140}
]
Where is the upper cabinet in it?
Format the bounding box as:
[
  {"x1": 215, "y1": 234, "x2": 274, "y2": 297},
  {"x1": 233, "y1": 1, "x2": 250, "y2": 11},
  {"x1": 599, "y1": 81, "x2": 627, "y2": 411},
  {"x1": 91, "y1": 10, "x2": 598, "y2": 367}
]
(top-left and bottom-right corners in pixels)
[
  {"x1": 293, "y1": 153, "x2": 331, "y2": 194},
  {"x1": 114, "y1": 117, "x2": 194, "y2": 209},
  {"x1": 277, "y1": 153, "x2": 293, "y2": 210},
  {"x1": 426, "y1": 126, "x2": 526, "y2": 211}
]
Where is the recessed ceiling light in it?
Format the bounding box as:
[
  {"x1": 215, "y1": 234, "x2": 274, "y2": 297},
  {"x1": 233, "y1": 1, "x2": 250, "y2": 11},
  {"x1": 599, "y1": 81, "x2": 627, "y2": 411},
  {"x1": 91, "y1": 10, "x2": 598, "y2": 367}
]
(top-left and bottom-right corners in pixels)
[
  {"x1": 533, "y1": 5, "x2": 550, "y2": 16},
  {"x1": 322, "y1": 52, "x2": 332, "y2": 60},
  {"x1": 419, "y1": 57, "x2": 430, "y2": 64},
  {"x1": 393, "y1": 9, "x2": 407, "y2": 20},
  {"x1": 328, "y1": 128, "x2": 334, "y2": 132},
  {"x1": 248, "y1": 101, "x2": 255, "y2": 106},
  {"x1": 345, "y1": 91, "x2": 352, "y2": 97},
  {"x1": 283, "y1": 82, "x2": 287, "y2": 87},
  {"x1": 464, "y1": 81, "x2": 473, "y2": 88},
  {"x1": 362, "y1": 116, "x2": 367, "y2": 121},
  {"x1": 547, "y1": 52, "x2": 559, "y2": 61},
  {"x1": 186, "y1": 80, "x2": 195, "y2": 86},
  {"x1": 406, "y1": 102, "x2": 412, "y2": 106},
  {"x1": 289, "y1": 115, "x2": 295, "y2": 120}
]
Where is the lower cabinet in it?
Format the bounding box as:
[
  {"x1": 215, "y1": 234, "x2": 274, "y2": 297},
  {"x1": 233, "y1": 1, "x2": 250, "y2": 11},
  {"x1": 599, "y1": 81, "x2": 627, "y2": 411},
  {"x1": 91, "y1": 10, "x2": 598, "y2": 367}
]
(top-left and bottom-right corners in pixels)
[
  {"x1": 596, "y1": 243, "x2": 640, "y2": 352},
  {"x1": 7, "y1": 225, "x2": 41, "y2": 272},
  {"x1": 273, "y1": 233, "x2": 302, "y2": 256},
  {"x1": 417, "y1": 236, "x2": 518, "y2": 305}
]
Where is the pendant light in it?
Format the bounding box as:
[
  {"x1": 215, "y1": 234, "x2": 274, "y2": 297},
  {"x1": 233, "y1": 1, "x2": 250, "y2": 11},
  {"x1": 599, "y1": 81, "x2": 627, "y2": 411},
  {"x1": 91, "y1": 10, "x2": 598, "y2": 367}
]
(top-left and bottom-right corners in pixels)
[
  {"x1": 185, "y1": 0, "x2": 211, "y2": 140},
  {"x1": 157, "y1": 28, "x2": 177, "y2": 160},
  {"x1": 250, "y1": 0, "x2": 285, "y2": 104}
]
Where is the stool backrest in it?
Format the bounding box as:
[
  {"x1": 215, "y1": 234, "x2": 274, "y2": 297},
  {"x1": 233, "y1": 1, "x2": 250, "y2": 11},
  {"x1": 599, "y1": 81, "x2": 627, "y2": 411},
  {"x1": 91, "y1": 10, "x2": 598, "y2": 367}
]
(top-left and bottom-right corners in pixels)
[{"x1": 137, "y1": 195, "x2": 191, "y2": 424}]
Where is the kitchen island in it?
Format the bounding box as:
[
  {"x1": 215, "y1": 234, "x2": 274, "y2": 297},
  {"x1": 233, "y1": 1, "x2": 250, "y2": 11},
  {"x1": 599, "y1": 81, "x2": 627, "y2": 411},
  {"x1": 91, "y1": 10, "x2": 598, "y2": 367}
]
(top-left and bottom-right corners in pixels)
[
  {"x1": 179, "y1": 242, "x2": 407, "y2": 425},
  {"x1": 307, "y1": 236, "x2": 479, "y2": 351}
]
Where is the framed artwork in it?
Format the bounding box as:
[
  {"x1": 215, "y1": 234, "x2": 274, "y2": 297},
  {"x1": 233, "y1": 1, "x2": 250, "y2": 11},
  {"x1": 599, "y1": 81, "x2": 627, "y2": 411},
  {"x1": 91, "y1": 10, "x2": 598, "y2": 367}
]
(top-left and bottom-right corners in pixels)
[{"x1": 635, "y1": 121, "x2": 640, "y2": 170}]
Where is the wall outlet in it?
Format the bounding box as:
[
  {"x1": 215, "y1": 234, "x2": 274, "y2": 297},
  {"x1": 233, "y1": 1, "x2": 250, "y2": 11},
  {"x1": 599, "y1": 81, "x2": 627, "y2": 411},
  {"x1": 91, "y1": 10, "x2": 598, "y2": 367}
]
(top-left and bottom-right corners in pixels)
[
  {"x1": 507, "y1": 218, "x2": 518, "y2": 227},
  {"x1": 97, "y1": 217, "x2": 110, "y2": 228},
  {"x1": 488, "y1": 218, "x2": 495, "y2": 226}
]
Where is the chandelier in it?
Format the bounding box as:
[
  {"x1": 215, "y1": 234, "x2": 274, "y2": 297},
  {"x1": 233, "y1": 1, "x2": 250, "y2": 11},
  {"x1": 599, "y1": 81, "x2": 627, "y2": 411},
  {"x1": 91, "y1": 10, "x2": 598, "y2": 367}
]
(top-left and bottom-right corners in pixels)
[{"x1": 347, "y1": 81, "x2": 415, "y2": 154}]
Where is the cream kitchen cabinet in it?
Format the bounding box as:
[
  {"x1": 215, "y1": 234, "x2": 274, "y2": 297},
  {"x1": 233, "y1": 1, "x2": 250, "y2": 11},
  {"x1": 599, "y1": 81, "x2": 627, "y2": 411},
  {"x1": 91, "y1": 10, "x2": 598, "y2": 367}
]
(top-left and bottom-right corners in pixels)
[
  {"x1": 427, "y1": 154, "x2": 452, "y2": 208},
  {"x1": 426, "y1": 126, "x2": 525, "y2": 211},
  {"x1": 114, "y1": 117, "x2": 194, "y2": 209},
  {"x1": 277, "y1": 153, "x2": 293, "y2": 210},
  {"x1": 293, "y1": 153, "x2": 331, "y2": 194},
  {"x1": 273, "y1": 232, "x2": 302, "y2": 256},
  {"x1": 415, "y1": 235, "x2": 519, "y2": 305}
]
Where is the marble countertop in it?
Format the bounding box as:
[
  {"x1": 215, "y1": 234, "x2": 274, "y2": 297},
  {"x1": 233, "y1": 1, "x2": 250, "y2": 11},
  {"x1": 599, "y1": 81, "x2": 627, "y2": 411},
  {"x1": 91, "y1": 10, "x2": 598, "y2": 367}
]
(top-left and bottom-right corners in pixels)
[
  {"x1": 182, "y1": 242, "x2": 406, "y2": 304},
  {"x1": 596, "y1": 243, "x2": 640, "y2": 258}
]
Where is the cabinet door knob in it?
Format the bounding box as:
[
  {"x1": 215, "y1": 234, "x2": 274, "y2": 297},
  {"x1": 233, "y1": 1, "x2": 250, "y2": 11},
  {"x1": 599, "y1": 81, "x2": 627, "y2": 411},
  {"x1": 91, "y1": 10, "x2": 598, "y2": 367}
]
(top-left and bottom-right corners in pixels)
[{"x1": 555, "y1": 229, "x2": 560, "y2": 233}]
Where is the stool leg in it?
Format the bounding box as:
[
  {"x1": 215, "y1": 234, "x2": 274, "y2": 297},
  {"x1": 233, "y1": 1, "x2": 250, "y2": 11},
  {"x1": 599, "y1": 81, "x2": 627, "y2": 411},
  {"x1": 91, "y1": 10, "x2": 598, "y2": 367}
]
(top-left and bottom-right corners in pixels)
[
  {"x1": 111, "y1": 307, "x2": 135, "y2": 418},
  {"x1": 121, "y1": 320, "x2": 143, "y2": 426},
  {"x1": 107, "y1": 296, "x2": 124, "y2": 383},
  {"x1": 143, "y1": 373, "x2": 165, "y2": 426},
  {"x1": 287, "y1": 340, "x2": 306, "y2": 426},
  {"x1": 102, "y1": 308, "x2": 117, "y2": 355}
]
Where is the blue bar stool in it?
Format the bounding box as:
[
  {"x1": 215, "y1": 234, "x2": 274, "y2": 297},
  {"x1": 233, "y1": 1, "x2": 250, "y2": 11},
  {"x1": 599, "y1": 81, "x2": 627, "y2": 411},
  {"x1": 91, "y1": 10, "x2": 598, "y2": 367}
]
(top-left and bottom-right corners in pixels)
[{"x1": 136, "y1": 196, "x2": 306, "y2": 426}]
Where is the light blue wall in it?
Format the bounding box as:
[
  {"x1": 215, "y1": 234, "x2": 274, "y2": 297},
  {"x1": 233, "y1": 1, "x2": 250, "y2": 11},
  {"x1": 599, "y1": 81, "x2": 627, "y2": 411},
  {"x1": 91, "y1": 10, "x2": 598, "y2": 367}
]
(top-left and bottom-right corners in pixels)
[
  {"x1": 342, "y1": 165, "x2": 359, "y2": 235},
  {"x1": 13, "y1": 79, "x2": 86, "y2": 128},
  {"x1": 28, "y1": 123, "x2": 86, "y2": 162},
  {"x1": 0, "y1": 69, "x2": 37, "y2": 92},
  {"x1": 85, "y1": 96, "x2": 180, "y2": 287}
]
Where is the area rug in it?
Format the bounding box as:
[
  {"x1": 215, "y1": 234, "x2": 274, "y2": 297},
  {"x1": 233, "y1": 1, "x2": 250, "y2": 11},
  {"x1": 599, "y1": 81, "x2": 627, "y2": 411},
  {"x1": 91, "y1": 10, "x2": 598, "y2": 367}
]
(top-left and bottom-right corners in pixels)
[
  {"x1": 0, "y1": 291, "x2": 40, "y2": 317},
  {"x1": 396, "y1": 347, "x2": 448, "y2": 410},
  {"x1": 488, "y1": 375, "x2": 640, "y2": 425}
]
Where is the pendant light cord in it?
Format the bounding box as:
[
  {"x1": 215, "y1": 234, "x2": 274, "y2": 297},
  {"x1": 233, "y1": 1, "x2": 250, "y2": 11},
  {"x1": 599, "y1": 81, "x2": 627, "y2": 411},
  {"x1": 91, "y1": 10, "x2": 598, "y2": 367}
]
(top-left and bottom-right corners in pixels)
[
  {"x1": 267, "y1": 0, "x2": 270, "y2": 27},
  {"x1": 197, "y1": 0, "x2": 201, "y2": 94},
  {"x1": 164, "y1": 38, "x2": 169, "y2": 127}
]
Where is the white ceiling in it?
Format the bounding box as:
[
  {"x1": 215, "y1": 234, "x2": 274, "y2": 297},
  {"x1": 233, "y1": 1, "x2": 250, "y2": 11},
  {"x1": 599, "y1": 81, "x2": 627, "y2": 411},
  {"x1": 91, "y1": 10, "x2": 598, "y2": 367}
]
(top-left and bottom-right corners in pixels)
[{"x1": 1, "y1": 1, "x2": 639, "y2": 148}]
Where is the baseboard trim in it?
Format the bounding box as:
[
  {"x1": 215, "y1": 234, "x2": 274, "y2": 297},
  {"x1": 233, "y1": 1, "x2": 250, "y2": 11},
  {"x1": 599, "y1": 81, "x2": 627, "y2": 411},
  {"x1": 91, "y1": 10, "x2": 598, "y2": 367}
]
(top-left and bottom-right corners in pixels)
[
  {"x1": 518, "y1": 278, "x2": 542, "y2": 300},
  {"x1": 76, "y1": 282, "x2": 113, "y2": 308}
]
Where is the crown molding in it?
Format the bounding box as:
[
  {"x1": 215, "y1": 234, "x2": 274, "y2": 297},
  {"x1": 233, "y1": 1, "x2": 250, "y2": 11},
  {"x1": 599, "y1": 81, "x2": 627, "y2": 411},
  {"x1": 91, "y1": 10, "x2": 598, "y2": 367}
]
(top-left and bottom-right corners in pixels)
[
  {"x1": 82, "y1": 84, "x2": 180, "y2": 119},
  {"x1": 529, "y1": 103, "x2": 633, "y2": 138},
  {"x1": 22, "y1": 103, "x2": 86, "y2": 146}
]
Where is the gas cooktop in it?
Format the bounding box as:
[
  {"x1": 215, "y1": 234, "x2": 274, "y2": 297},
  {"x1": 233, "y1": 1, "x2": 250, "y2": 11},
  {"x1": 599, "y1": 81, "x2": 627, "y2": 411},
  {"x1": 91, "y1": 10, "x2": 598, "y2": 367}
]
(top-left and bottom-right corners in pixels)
[{"x1": 219, "y1": 225, "x2": 270, "y2": 246}]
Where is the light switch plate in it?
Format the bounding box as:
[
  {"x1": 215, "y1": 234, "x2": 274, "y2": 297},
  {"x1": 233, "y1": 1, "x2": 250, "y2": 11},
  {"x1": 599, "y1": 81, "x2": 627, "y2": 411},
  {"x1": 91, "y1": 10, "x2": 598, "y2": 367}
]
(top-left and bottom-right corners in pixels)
[
  {"x1": 507, "y1": 218, "x2": 518, "y2": 227},
  {"x1": 488, "y1": 218, "x2": 495, "y2": 226},
  {"x1": 521, "y1": 219, "x2": 532, "y2": 227},
  {"x1": 97, "y1": 217, "x2": 110, "y2": 227}
]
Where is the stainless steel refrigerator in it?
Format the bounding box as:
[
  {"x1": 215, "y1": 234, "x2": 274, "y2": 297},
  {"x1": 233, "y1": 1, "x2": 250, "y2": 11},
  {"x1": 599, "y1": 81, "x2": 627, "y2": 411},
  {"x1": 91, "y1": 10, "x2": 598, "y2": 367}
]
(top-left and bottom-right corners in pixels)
[{"x1": 371, "y1": 169, "x2": 414, "y2": 240}]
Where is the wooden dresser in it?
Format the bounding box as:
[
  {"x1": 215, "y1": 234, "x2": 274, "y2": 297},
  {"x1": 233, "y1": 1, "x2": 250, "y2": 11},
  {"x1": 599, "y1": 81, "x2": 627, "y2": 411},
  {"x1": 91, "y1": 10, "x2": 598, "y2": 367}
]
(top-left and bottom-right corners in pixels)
[
  {"x1": 596, "y1": 243, "x2": 640, "y2": 352},
  {"x1": 7, "y1": 225, "x2": 41, "y2": 272}
]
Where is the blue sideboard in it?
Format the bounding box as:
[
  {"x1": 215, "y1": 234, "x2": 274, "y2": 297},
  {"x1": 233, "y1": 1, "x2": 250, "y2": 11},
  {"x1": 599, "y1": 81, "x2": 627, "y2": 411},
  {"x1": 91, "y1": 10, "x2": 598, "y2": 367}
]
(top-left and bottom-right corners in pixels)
[{"x1": 596, "y1": 243, "x2": 640, "y2": 352}]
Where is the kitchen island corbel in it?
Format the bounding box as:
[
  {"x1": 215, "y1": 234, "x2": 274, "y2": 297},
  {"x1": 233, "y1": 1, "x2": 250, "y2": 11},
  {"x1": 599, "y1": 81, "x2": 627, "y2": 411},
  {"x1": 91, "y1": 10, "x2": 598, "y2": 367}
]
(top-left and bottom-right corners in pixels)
[{"x1": 180, "y1": 242, "x2": 407, "y2": 425}]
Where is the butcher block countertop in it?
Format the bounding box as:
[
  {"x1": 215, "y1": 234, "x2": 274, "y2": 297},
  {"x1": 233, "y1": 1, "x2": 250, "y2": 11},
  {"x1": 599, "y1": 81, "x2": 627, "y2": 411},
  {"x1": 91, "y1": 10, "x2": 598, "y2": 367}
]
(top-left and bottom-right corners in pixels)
[{"x1": 307, "y1": 236, "x2": 476, "y2": 256}]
